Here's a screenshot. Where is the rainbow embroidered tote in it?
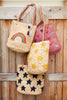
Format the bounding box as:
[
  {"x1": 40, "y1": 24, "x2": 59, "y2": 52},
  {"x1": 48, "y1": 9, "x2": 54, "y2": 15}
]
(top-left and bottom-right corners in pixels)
[
  {"x1": 28, "y1": 22, "x2": 50, "y2": 74},
  {"x1": 7, "y1": 4, "x2": 36, "y2": 53},
  {"x1": 17, "y1": 65, "x2": 44, "y2": 95}
]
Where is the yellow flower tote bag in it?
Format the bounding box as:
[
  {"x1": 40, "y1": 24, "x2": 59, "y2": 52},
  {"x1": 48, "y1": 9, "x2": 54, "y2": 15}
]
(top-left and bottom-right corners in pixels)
[
  {"x1": 17, "y1": 54, "x2": 44, "y2": 95},
  {"x1": 7, "y1": 4, "x2": 36, "y2": 53},
  {"x1": 28, "y1": 22, "x2": 50, "y2": 74}
]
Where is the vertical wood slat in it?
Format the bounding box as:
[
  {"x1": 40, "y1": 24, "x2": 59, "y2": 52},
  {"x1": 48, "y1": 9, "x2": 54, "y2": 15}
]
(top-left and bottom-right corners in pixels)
[
  {"x1": 48, "y1": 20, "x2": 55, "y2": 100},
  {"x1": 63, "y1": 2, "x2": 67, "y2": 100},
  {"x1": 1, "y1": 20, "x2": 9, "y2": 100},
  {"x1": 54, "y1": 19, "x2": 63, "y2": 100},
  {"x1": 63, "y1": 20, "x2": 67, "y2": 100},
  {"x1": 8, "y1": 20, "x2": 17, "y2": 100}
]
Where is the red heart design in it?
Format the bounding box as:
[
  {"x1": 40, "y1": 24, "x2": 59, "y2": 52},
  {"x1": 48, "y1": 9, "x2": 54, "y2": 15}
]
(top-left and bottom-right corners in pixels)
[
  {"x1": 46, "y1": 31, "x2": 48, "y2": 34},
  {"x1": 48, "y1": 37, "x2": 50, "y2": 40},
  {"x1": 50, "y1": 43, "x2": 52, "y2": 46},
  {"x1": 37, "y1": 35, "x2": 39, "y2": 38}
]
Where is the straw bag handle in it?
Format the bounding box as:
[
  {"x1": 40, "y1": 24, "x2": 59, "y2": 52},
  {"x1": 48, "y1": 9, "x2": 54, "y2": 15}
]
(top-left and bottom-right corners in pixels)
[
  {"x1": 37, "y1": 5, "x2": 47, "y2": 32},
  {"x1": 22, "y1": 53, "x2": 27, "y2": 67},
  {"x1": 17, "y1": 4, "x2": 36, "y2": 25}
]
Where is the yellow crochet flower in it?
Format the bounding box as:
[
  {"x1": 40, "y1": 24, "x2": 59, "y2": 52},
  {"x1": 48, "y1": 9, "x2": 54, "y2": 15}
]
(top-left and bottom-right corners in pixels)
[
  {"x1": 32, "y1": 64, "x2": 36, "y2": 69},
  {"x1": 32, "y1": 44, "x2": 35, "y2": 48},
  {"x1": 41, "y1": 43, "x2": 46, "y2": 47},
  {"x1": 34, "y1": 49, "x2": 38, "y2": 54},
  {"x1": 49, "y1": 25, "x2": 52, "y2": 28},
  {"x1": 53, "y1": 38, "x2": 56, "y2": 41},
  {"x1": 29, "y1": 57, "x2": 33, "y2": 62},
  {"x1": 42, "y1": 64, "x2": 48, "y2": 69},
  {"x1": 45, "y1": 49, "x2": 49, "y2": 54},
  {"x1": 37, "y1": 56, "x2": 43, "y2": 61}
]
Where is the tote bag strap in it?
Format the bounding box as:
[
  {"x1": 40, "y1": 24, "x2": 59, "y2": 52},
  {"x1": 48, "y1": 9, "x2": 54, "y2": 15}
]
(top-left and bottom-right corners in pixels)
[
  {"x1": 37, "y1": 5, "x2": 47, "y2": 31},
  {"x1": 17, "y1": 4, "x2": 36, "y2": 25},
  {"x1": 22, "y1": 53, "x2": 27, "y2": 67}
]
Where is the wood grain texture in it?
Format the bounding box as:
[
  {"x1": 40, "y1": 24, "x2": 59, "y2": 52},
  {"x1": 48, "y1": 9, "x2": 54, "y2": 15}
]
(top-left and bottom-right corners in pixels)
[
  {"x1": 54, "y1": 19, "x2": 63, "y2": 100},
  {"x1": 48, "y1": 20, "x2": 55, "y2": 100},
  {"x1": 8, "y1": 20, "x2": 17, "y2": 100},
  {"x1": 63, "y1": 20, "x2": 67, "y2": 100},
  {"x1": 0, "y1": 7, "x2": 67, "y2": 19},
  {"x1": 1, "y1": 20, "x2": 9, "y2": 100}
]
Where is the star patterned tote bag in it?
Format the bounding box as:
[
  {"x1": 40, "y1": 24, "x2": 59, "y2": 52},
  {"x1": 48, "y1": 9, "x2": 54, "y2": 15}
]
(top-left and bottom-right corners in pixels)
[
  {"x1": 7, "y1": 4, "x2": 36, "y2": 53},
  {"x1": 34, "y1": 6, "x2": 61, "y2": 56},
  {"x1": 28, "y1": 22, "x2": 50, "y2": 75},
  {"x1": 17, "y1": 54, "x2": 44, "y2": 95}
]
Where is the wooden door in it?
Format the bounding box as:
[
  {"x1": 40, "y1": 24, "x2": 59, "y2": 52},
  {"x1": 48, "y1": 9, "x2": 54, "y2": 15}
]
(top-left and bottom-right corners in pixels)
[{"x1": 0, "y1": 6, "x2": 67, "y2": 100}]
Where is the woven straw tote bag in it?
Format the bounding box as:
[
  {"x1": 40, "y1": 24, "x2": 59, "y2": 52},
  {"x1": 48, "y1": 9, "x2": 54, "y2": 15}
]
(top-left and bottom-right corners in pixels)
[
  {"x1": 7, "y1": 4, "x2": 37, "y2": 53},
  {"x1": 17, "y1": 54, "x2": 44, "y2": 95},
  {"x1": 27, "y1": 21, "x2": 50, "y2": 75},
  {"x1": 34, "y1": 6, "x2": 61, "y2": 56}
]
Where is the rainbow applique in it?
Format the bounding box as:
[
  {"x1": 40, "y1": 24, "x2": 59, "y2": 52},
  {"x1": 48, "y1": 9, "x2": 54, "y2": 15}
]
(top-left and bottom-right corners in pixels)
[{"x1": 11, "y1": 32, "x2": 26, "y2": 43}]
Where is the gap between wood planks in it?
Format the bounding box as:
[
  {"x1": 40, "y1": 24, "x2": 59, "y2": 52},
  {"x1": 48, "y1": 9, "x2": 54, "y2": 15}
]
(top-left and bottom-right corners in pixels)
[{"x1": 0, "y1": 73, "x2": 67, "y2": 81}]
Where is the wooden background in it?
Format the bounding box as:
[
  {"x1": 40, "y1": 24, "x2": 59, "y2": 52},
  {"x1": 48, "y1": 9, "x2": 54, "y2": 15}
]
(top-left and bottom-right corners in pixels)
[{"x1": 0, "y1": 5, "x2": 67, "y2": 100}]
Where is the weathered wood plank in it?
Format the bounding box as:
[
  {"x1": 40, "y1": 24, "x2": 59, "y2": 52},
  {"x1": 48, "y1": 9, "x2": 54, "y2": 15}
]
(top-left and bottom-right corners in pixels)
[
  {"x1": 0, "y1": 73, "x2": 67, "y2": 81},
  {"x1": 63, "y1": 20, "x2": 67, "y2": 100},
  {"x1": 8, "y1": 20, "x2": 17, "y2": 100},
  {"x1": 54, "y1": 20, "x2": 63, "y2": 100},
  {"x1": 1, "y1": 20, "x2": 9, "y2": 100},
  {"x1": 0, "y1": 7, "x2": 67, "y2": 19},
  {"x1": 48, "y1": 20, "x2": 56, "y2": 100}
]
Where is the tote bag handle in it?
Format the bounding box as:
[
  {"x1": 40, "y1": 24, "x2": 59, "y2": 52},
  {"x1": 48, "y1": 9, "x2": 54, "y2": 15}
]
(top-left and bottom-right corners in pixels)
[
  {"x1": 17, "y1": 4, "x2": 36, "y2": 25},
  {"x1": 37, "y1": 5, "x2": 47, "y2": 40},
  {"x1": 37, "y1": 5, "x2": 47, "y2": 30}
]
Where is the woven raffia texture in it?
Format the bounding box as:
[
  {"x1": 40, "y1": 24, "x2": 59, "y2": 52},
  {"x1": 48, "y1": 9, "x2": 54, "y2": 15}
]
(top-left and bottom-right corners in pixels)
[
  {"x1": 28, "y1": 41, "x2": 49, "y2": 74},
  {"x1": 7, "y1": 20, "x2": 36, "y2": 53},
  {"x1": 17, "y1": 65, "x2": 44, "y2": 95},
  {"x1": 34, "y1": 23, "x2": 61, "y2": 56}
]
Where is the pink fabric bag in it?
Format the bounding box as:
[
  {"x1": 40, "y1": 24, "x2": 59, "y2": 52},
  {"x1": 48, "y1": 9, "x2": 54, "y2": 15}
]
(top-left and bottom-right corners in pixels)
[{"x1": 34, "y1": 6, "x2": 61, "y2": 56}]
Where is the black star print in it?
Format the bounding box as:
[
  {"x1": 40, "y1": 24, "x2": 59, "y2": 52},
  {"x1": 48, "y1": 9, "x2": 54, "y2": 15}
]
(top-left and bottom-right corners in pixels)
[
  {"x1": 23, "y1": 72, "x2": 28, "y2": 78},
  {"x1": 18, "y1": 78, "x2": 22, "y2": 84},
  {"x1": 42, "y1": 75, "x2": 44, "y2": 79},
  {"x1": 16, "y1": 84, "x2": 18, "y2": 88},
  {"x1": 40, "y1": 29, "x2": 43, "y2": 32},
  {"x1": 37, "y1": 80, "x2": 42, "y2": 85},
  {"x1": 17, "y1": 72, "x2": 19, "y2": 77},
  {"x1": 20, "y1": 67, "x2": 24, "y2": 71},
  {"x1": 31, "y1": 86, "x2": 36, "y2": 92},
  {"x1": 33, "y1": 75, "x2": 38, "y2": 78},
  {"x1": 41, "y1": 87, "x2": 44, "y2": 92},
  {"x1": 21, "y1": 86, "x2": 26, "y2": 91},
  {"x1": 27, "y1": 79, "x2": 32, "y2": 85}
]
